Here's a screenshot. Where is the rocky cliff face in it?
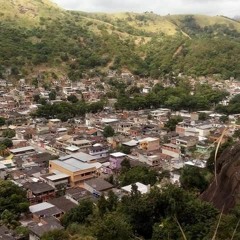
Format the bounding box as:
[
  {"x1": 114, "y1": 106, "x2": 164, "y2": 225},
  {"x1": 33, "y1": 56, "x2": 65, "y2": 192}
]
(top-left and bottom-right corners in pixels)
[{"x1": 201, "y1": 142, "x2": 240, "y2": 213}]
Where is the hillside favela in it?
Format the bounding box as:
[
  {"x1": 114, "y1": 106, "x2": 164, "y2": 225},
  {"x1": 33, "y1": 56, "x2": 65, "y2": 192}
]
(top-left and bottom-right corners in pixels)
[{"x1": 1, "y1": 0, "x2": 240, "y2": 239}]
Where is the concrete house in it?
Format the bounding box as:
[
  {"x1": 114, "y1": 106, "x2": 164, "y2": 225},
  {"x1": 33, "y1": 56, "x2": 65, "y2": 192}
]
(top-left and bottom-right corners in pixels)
[
  {"x1": 29, "y1": 216, "x2": 63, "y2": 240},
  {"x1": 49, "y1": 153, "x2": 102, "y2": 186},
  {"x1": 88, "y1": 144, "x2": 109, "y2": 159},
  {"x1": 84, "y1": 178, "x2": 113, "y2": 197},
  {"x1": 24, "y1": 182, "x2": 55, "y2": 205},
  {"x1": 138, "y1": 137, "x2": 160, "y2": 151},
  {"x1": 102, "y1": 152, "x2": 127, "y2": 174},
  {"x1": 42, "y1": 172, "x2": 70, "y2": 189},
  {"x1": 161, "y1": 143, "x2": 181, "y2": 159},
  {"x1": 138, "y1": 153, "x2": 161, "y2": 167},
  {"x1": 175, "y1": 136, "x2": 198, "y2": 148},
  {"x1": 109, "y1": 152, "x2": 126, "y2": 170}
]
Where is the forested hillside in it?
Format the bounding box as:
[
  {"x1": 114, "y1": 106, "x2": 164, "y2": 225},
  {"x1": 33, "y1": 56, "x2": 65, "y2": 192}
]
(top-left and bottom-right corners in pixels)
[{"x1": 1, "y1": 0, "x2": 240, "y2": 82}]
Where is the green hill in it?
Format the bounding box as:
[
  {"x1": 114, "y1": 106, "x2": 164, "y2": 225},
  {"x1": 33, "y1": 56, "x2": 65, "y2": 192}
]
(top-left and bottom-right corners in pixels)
[
  {"x1": 0, "y1": 0, "x2": 63, "y2": 27},
  {"x1": 1, "y1": 0, "x2": 240, "y2": 82}
]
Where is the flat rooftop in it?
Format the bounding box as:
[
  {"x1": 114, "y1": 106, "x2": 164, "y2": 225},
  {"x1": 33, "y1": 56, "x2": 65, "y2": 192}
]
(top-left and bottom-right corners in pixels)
[
  {"x1": 110, "y1": 152, "x2": 126, "y2": 158},
  {"x1": 29, "y1": 202, "x2": 54, "y2": 213},
  {"x1": 101, "y1": 118, "x2": 118, "y2": 124},
  {"x1": 163, "y1": 143, "x2": 179, "y2": 149},
  {"x1": 59, "y1": 152, "x2": 96, "y2": 162},
  {"x1": 65, "y1": 146, "x2": 80, "y2": 152},
  {"x1": 51, "y1": 159, "x2": 101, "y2": 173},
  {"x1": 121, "y1": 182, "x2": 149, "y2": 194},
  {"x1": 10, "y1": 146, "x2": 35, "y2": 154},
  {"x1": 46, "y1": 173, "x2": 70, "y2": 181},
  {"x1": 139, "y1": 137, "x2": 159, "y2": 142}
]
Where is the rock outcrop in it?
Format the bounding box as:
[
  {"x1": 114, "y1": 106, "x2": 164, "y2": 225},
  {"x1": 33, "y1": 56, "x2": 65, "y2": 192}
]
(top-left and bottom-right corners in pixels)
[{"x1": 201, "y1": 142, "x2": 240, "y2": 213}]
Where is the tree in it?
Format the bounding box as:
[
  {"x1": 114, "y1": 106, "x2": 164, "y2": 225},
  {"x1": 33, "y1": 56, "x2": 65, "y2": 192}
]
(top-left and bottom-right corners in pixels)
[
  {"x1": 0, "y1": 117, "x2": 5, "y2": 126},
  {"x1": 103, "y1": 125, "x2": 115, "y2": 138},
  {"x1": 0, "y1": 180, "x2": 29, "y2": 220},
  {"x1": 150, "y1": 185, "x2": 218, "y2": 240},
  {"x1": 219, "y1": 115, "x2": 228, "y2": 123},
  {"x1": 39, "y1": 98, "x2": 47, "y2": 105},
  {"x1": 15, "y1": 226, "x2": 29, "y2": 239},
  {"x1": 87, "y1": 101, "x2": 104, "y2": 113},
  {"x1": 180, "y1": 166, "x2": 209, "y2": 193},
  {"x1": 0, "y1": 144, "x2": 8, "y2": 156},
  {"x1": 2, "y1": 129, "x2": 15, "y2": 138},
  {"x1": 1, "y1": 209, "x2": 18, "y2": 227},
  {"x1": 120, "y1": 190, "x2": 154, "y2": 238},
  {"x1": 97, "y1": 191, "x2": 118, "y2": 216},
  {"x1": 107, "y1": 191, "x2": 118, "y2": 212},
  {"x1": 93, "y1": 212, "x2": 132, "y2": 240},
  {"x1": 61, "y1": 200, "x2": 94, "y2": 227},
  {"x1": 165, "y1": 116, "x2": 183, "y2": 132},
  {"x1": 49, "y1": 90, "x2": 57, "y2": 100},
  {"x1": 67, "y1": 223, "x2": 96, "y2": 239},
  {"x1": 233, "y1": 129, "x2": 240, "y2": 139},
  {"x1": 97, "y1": 194, "x2": 109, "y2": 216},
  {"x1": 199, "y1": 112, "x2": 208, "y2": 121},
  {"x1": 120, "y1": 158, "x2": 131, "y2": 172},
  {"x1": 41, "y1": 229, "x2": 69, "y2": 240},
  {"x1": 33, "y1": 94, "x2": 41, "y2": 103},
  {"x1": 67, "y1": 94, "x2": 78, "y2": 103},
  {"x1": 119, "y1": 166, "x2": 157, "y2": 186},
  {"x1": 1, "y1": 138, "x2": 13, "y2": 148},
  {"x1": 116, "y1": 145, "x2": 131, "y2": 154}
]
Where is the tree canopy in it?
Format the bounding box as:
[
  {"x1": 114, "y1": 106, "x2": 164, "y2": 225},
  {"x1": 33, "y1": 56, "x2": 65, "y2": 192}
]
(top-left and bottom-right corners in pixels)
[
  {"x1": 103, "y1": 125, "x2": 115, "y2": 138},
  {"x1": 0, "y1": 180, "x2": 29, "y2": 226}
]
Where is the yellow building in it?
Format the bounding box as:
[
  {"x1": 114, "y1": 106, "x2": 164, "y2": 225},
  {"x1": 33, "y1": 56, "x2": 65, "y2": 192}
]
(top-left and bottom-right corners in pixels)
[
  {"x1": 49, "y1": 153, "x2": 101, "y2": 187},
  {"x1": 138, "y1": 137, "x2": 160, "y2": 151}
]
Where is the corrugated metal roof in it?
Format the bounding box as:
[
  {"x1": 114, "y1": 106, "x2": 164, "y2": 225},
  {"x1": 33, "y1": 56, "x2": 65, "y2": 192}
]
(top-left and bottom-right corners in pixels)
[
  {"x1": 10, "y1": 146, "x2": 35, "y2": 154},
  {"x1": 29, "y1": 202, "x2": 54, "y2": 213},
  {"x1": 46, "y1": 173, "x2": 70, "y2": 181}
]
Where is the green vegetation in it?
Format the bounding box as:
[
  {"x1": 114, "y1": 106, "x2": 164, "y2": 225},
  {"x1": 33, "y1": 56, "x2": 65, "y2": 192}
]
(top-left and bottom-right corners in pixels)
[
  {"x1": 67, "y1": 95, "x2": 79, "y2": 104},
  {"x1": 49, "y1": 90, "x2": 57, "y2": 100},
  {"x1": 45, "y1": 184, "x2": 229, "y2": 240},
  {"x1": 1, "y1": 157, "x2": 239, "y2": 240},
  {"x1": 0, "y1": 138, "x2": 13, "y2": 148},
  {"x1": 32, "y1": 100, "x2": 104, "y2": 121},
  {"x1": 207, "y1": 138, "x2": 234, "y2": 173},
  {"x1": 0, "y1": 129, "x2": 15, "y2": 155},
  {"x1": 115, "y1": 81, "x2": 228, "y2": 111},
  {"x1": 0, "y1": 180, "x2": 29, "y2": 227},
  {"x1": 41, "y1": 229, "x2": 69, "y2": 240},
  {"x1": 180, "y1": 166, "x2": 210, "y2": 193},
  {"x1": 0, "y1": 117, "x2": 5, "y2": 126},
  {"x1": 119, "y1": 165, "x2": 158, "y2": 186},
  {"x1": 165, "y1": 116, "x2": 183, "y2": 132},
  {"x1": 2, "y1": 128, "x2": 16, "y2": 138},
  {"x1": 103, "y1": 125, "x2": 115, "y2": 138},
  {"x1": 216, "y1": 93, "x2": 240, "y2": 114},
  {"x1": 61, "y1": 200, "x2": 94, "y2": 228},
  {"x1": 1, "y1": 1, "x2": 240, "y2": 80}
]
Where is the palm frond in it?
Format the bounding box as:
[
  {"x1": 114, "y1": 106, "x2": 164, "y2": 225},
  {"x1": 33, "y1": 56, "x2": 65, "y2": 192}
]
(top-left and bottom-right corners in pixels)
[
  {"x1": 174, "y1": 217, "x2": 187, "y2": 240},
  {"x1": 212, "y1": 205, "x2": 225, "y2": 240},
  {"x1": 230, "y1": 219, "x2": 240, "y2": 240},
  {"x1": 214, "y1": 128, "x2": 227, "y2": 187}
]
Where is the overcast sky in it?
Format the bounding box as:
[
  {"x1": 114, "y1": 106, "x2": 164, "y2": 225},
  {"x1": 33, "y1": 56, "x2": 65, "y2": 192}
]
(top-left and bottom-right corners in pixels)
[{"x1": 52, "y1": 0, "x2": 240, "y2": 17}]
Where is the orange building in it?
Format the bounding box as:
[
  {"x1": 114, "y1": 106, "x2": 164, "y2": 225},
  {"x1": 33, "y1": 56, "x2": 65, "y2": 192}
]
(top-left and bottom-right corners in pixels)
[
  {"x1": 138, "y1": 137, "x2": 160, "y2": 151},
  {"x1": 49, "y1": 153, "x2": 102, "y2": 186}
]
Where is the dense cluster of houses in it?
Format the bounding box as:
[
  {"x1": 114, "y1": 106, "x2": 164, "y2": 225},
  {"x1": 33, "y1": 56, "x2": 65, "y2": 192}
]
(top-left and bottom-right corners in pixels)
[{"x1": 0, "y1": 75, "x2": 239, "y2": 239}]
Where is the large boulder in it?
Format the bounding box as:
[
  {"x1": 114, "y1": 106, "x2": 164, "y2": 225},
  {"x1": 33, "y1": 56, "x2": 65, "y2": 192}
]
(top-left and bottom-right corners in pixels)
[{"x1": 201, "y1": 142, "x2": 240, "y2": 213}]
